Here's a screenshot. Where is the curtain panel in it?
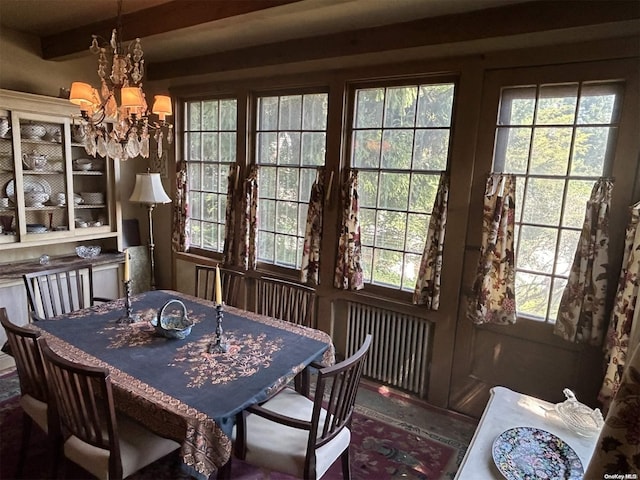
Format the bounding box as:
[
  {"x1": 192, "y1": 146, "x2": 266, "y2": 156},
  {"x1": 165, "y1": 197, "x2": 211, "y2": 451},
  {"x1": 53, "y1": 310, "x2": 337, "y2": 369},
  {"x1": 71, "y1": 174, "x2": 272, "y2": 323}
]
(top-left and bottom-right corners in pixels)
[
  {"x1": 413, "y1": 172, "x2": 450, "y2": 310},
  {"x1": 334, "y1": 170, "x2": 364, "y2": 290},
  {"x1": 300, "y1": 167, "x2": 325, "y2": 285},
  {"x1": 598, "y1": 201, "x2": 640, "y2": 411},
  {"x1": 241, "y1": 166, "x2": 259, "y2": 271},
  {"x1": 554, "y1": 178, "x2": 614, "y2": 345},
  {"x1": 222, "y1": 166, "x2": 239, "y2": 266},
  {"x1": 467, "y1": 173, "x2": 517, "y2": 325},
  {"x1": 171, "y1": 160, "x2": 190, "y2": 252}
]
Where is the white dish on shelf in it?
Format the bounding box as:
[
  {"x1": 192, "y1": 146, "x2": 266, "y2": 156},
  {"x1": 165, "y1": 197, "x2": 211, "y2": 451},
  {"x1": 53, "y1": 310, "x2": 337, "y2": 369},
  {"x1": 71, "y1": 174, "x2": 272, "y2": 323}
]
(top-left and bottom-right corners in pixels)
[
  {"x1": 26, "y1": 223, "x2": 47, "y2": 233},
  {"x1": 5, "y1": 178, "x2": 52, "y2": 199}
]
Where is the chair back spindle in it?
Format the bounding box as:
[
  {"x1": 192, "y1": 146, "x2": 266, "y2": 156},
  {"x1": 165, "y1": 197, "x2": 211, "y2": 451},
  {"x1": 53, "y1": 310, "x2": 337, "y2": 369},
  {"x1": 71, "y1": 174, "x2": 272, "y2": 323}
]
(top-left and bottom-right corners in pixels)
[{"x1": 256, "y1": 277, "x2": 316, "y2": 328}]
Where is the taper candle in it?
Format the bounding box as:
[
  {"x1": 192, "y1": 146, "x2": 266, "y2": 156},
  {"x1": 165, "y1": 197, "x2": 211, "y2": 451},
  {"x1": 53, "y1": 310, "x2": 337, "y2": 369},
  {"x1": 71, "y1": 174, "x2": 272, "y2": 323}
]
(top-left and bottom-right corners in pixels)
[
  {"x1": 123, "y1": 249, "x2": 130, "y2": 282},
  {"x1": 215, "y1": 265, "x2": 222, "y2": 305}
]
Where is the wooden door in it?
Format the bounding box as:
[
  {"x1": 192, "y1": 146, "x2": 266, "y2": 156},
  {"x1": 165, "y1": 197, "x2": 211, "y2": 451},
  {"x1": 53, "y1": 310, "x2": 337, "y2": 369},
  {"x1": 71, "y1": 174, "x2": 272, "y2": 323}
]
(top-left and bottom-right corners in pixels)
[{"x1": 449, "y1": 59, "x2": 640, "y2": 418}]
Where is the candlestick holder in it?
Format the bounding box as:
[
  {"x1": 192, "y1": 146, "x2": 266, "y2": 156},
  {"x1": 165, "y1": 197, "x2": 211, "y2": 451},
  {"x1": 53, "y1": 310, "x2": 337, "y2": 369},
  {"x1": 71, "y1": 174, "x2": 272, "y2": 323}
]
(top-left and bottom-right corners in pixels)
[
  {"x1": 208, "y1": 304, "x2": 228, "y2": 353},
  {"x1": 116, "y1": 280, "x2": 139, "y2": 324}
]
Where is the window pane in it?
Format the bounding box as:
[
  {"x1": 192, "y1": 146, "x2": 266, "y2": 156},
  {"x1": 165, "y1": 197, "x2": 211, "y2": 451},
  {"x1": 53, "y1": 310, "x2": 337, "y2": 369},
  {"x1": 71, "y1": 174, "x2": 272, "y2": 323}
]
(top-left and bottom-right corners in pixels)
[
  {"x1": 188, "y1": 102, "x2": 201, "y2": 130},
  {"x1": 260, "y1": 199, "x2": 276, "y2": 231},
  {"x1": 556, "y1": 229, "x2": 580, "y2": 277},
  {"x1": 522, "y1": 178, "x2": 564, "y2": 226},
  {"x1": 529, "y1": 127, "x2": 571, "y2": 175},
  {"x1": 277, "y1": 168, "x2": 299, "y2": 201},
  {"x1": 577, "y1": 83, "x2": 622, "y2": 124},
  {"x1": 517, "y1": 225, "x2": 557, "y2": 274},
  {"x1": 499, "y1": 87, "x2": 536, "y2": 125},
  {"x1": 258, "y1": 232, "x2": 275, "y2": 262},
  {"x1": 548, "y1": 277, "x2": 568, "y2": 324},
  {"x1": 406, "y1": 213, "x2": 429, "y2": 253},
  {"x1": 202, "y1": 101, "x2": 218, "y2": 130},
  {"x1": 220, "y1": 100, "x2": 237, "y2": 130},
  {"x1": 515, "y1": 272, "x2": 550, "y2": 321},
  {"x1": 384, "y1": 86, "x2": 417, "y2": 128},
  {"x1": 279, "y1": 95, "x2": 302, "y2": 130},
  {"x1": 188, "y1": 163, "x2": 201, "y2": 190},
  {"x1": 277, "y1": 132, "x2": 300, "y2": 165},
  {"x1": 276, "y1": 201, "x2": 298, "y2": 235},
  {"x1": 220, "y1": 132, "x2": 236, "y2": 162},
  {"x1": 257, "y1": 132, "x2": 277, "y2": 165},
  {"x1": 379, "y1": 172, "x2": 409, "y2": 210},
  {"x1": 302, "y1": 94, "x2": 328, "y2": 130},
  {"x1": 299, "y1": 168, "x2": 315, "y2": 203},
  {"x1": 374, "y1": 210, "x2": 406, "y2": 250},
  {"x1": 355, "y1": 88, "x2": 384, "y2": 128},
  {"x1": 402, "y1": 252, "x2": 422, "y2": 291},
  {"x1": 409, "y1": 173, "x2": 439, "y2": 214},
  {"x1": 301, "y1": 132, "x2": 326, "y2": 166},
  {"x1": 352, "y1": 130, "x2": 381, "y2": 168},
  {"x1": 536, "y1": 84, "x2": 578, "y2": 125},
  {"x1": 372, "y1": 249, "x2": 403, "y2": 288},
  {"x1": 412, "y1": 129, "x2": 449, "y2": 170},
  {"x1": 563, "y1": 180, "x2": 595, "y2": 228},
  {"x1": 571, "y1": 127, "x2": 612, "y2": 176},
  {"x1": 258, "y1": 97, "x2": 278, "y2": 130},
  {"x1": 359, "y1": 172, "x2": 379, "y2": 208},
  {"x1": 275, "y1": 234, "x2": 298, "y2": 267},
  {"x1": 360, "y1": 208, "x2": 376, "y2": 246},
  {"x1": 497, "y1": 127, "x2": 531, "y2": 173},
  {"x1": 417, "y1": 84, "x2": 454, "y2": 127},
  {"x1": 381, "y1": 130, "x2": 413, "y2": 169},
  {"x1": 361, "y1": 246, "x2": 373, "y2": 284},
  {"x1": 189, "y1": 132, "x2": 202, "y2": 160}
]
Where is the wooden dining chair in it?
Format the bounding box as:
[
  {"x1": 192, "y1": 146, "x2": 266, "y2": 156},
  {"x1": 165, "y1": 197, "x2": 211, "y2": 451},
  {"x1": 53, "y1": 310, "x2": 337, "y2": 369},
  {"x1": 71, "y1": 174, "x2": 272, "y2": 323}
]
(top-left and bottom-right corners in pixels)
[
  {"x1": 37, "y1": 337, "x2": 181, "y2": 480},
  {"x1": 232, "y1": 334, "x2": 372, "y2": 480},
  {"x1": 0, "y1": 307, "x2": 51, "y2": 477},
  {"x1": 194, "y1": 264, "x2": 246, "y2": 308},
  {"x1": 23, "y1": 264, "x2": 110, "y2": 321},
  {"x1": 255, "y1": 276, "x2": 317, "y2": 328}
]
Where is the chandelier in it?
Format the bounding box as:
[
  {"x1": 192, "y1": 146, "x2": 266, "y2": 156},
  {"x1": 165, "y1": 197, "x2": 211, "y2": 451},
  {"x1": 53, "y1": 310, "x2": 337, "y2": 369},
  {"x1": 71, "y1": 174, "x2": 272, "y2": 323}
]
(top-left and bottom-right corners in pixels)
[{"x1": 69, "y1": 0, "x2": 172, "y2": 162}]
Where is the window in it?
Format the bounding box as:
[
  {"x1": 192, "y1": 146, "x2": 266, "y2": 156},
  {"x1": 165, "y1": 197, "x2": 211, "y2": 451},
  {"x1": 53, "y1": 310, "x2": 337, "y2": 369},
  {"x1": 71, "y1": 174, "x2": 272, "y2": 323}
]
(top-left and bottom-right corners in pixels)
[
  {"x1": 350, "y1": 82, "x2": 455, "y2": 291},
  {"x1": 184, "y1": 98, "x2": 237, "y2": 252},
  {"x1": 494, "y1": 82, "x2": 623, "y2": 322},
  {"x1": 255, "y1": 92, "x2": 328, "y2": 269}
]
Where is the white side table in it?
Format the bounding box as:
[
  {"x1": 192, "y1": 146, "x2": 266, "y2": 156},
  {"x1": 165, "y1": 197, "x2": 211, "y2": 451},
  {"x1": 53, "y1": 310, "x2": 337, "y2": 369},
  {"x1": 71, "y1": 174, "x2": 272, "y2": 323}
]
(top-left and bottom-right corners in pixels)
[{"x1": 455, "y1": 386, "x2": 600, "y2": 479}]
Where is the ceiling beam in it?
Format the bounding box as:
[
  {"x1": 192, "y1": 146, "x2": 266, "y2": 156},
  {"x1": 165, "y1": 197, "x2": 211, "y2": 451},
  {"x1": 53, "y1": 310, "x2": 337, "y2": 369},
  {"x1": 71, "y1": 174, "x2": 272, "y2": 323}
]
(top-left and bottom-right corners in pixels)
[
  {"x1": 41, "y1": 0, "x2": 302, "y2": 59},
  {"x1": 147, "y1": 0, "x2": 640, "y2": 80}
]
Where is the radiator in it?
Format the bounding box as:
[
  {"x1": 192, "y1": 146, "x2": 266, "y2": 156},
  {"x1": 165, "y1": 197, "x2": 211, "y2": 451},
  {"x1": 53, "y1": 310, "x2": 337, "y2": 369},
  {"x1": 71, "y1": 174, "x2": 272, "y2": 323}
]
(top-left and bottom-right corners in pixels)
[{"x1": 346, "y1": 301, "x2": 432, "y2": 397}]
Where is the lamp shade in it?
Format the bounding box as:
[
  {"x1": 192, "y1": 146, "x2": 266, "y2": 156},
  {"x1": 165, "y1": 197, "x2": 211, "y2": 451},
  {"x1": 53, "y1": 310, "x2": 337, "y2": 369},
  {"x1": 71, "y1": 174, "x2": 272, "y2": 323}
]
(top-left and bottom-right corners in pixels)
[
  {"x1": 129, "y1": 173, "x2": 171, "y2": 204},
  {"x1": 69, "y1": 82, "x2": 95, "y2": 107},
  {"x1": 121, "y1": 87, "x2": 145, "y2": 109},
  {"x1": 152, "y1": 95, "x2": 172, "y2": 121}
]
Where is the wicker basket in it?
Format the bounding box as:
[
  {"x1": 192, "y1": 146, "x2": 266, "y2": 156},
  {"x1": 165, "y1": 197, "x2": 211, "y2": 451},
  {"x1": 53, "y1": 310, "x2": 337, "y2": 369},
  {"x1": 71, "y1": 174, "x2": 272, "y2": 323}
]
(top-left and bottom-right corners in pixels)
[{"x1": 152, "y1": 299, "x2": 193, "y2": 339}]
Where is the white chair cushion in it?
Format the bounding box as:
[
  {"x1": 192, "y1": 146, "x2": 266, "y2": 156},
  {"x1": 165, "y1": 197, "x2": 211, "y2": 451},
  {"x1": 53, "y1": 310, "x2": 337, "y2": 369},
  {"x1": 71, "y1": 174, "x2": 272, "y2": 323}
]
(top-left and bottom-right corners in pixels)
[
  {"x1": 64, "y1": 412, "x2": 180, "y2": 480},
  {"x1": 234, "y1": 387, "x2": 351, "y2": 479},
  {"x1": 20, "y1": 394, "x2": 48, "y2": 432}
]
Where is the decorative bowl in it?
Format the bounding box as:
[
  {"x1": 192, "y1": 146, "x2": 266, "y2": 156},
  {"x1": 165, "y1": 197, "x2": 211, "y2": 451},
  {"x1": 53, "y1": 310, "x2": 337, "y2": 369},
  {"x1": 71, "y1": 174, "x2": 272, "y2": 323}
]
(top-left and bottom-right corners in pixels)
[
  {"x1": 555, "y1": 388, "x2": 604, "y2": 437},
  {"x1": 73, "y1": 159, "x2": 93, "y2": 171},
  {"x1": 75, "y1": 245, "x2": 101, "y2": 258},
  {"x1": 20, "y1": 123, "x2": 46, "y2": 139},
  {"x1": 152, "y1": 299, "x2": 193, "y2": 339},
  {"x1": 24, "y1": 192, "x2": 49, "y2": 207}
]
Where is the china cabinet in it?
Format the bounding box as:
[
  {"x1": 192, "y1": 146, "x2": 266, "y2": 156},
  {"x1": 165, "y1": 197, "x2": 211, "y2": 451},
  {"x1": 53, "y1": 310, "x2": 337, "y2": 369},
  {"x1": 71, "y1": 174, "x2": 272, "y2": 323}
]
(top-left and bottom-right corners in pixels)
[{"x1": 0, "y1": 89, "x2": 121, "y2": 250}]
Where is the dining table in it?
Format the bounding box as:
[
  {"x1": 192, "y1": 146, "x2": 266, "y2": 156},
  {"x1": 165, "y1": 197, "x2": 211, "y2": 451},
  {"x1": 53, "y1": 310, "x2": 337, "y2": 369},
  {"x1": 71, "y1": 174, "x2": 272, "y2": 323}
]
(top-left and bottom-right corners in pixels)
[{"x1": 31, "y1": 289, "x2": 335, "y2": 480}]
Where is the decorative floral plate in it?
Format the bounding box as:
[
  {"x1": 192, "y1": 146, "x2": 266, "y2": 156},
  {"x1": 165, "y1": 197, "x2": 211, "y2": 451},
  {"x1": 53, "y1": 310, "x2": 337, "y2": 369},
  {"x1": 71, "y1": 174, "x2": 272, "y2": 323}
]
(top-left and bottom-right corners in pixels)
[{"x1": 492, "y1": 427, "x2": 583, "y2": 480}]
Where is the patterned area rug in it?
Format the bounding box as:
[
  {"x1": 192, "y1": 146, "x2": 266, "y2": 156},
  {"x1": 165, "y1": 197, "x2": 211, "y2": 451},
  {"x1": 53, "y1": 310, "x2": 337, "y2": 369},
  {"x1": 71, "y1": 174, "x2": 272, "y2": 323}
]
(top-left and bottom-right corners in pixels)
[{"x1": 0, "y1": 370, "x2": 469, "y2": 479}]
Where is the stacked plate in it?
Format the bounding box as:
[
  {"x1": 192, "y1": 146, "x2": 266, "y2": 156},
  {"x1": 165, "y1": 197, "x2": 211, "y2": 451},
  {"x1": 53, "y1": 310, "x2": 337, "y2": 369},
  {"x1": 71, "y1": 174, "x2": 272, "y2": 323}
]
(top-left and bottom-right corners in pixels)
[{"x1": 80, "y1": 192, "x2": 104, "y2": 205}]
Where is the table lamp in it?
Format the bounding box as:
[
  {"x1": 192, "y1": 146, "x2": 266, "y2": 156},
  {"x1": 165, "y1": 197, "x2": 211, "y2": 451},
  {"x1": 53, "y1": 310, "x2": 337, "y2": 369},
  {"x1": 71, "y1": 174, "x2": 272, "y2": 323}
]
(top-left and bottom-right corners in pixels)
[{"x1": 129, "y1": 172, "x2": 171, "y2": 290}]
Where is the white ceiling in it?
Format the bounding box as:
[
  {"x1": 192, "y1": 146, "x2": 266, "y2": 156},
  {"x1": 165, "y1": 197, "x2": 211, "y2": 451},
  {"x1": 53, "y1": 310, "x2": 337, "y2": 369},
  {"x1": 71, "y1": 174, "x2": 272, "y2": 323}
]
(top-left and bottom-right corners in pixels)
[{"x1": 0, "y1": 0, "x2": 529, "y2": 62}]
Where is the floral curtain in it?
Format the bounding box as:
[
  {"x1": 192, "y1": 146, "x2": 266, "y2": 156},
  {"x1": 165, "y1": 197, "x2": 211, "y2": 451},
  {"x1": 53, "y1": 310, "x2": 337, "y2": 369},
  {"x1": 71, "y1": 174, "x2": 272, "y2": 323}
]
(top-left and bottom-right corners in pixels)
[
  {"x1": 467, "y1": 173, "x2": 517, "y2": 325},
  {"x1": 300, "y1": 167, "x2": 325, "y2": 285},
  {"x1": 334, "y1": 169, "x2": 364, "y2": 290},
  {"x1": 413, "y1": 173, "x2": 450, "y2": 310},
  {"x1": 598, "y1": 201, "x2": 640, "y2": 411},
  {"x1": 585, "y1": 342, "x2": 640, "y2": 476},
  {"x1": 171, "y1": 160, "x2": 190, "y2": 252},
  {"x1": 554, "y1": 178, "x2": 614, "y2": 345},
  {"x1": 222, "y1": 166, "x2": 239, "y2": 266},
  {"x1": 241, "y1": 166, "x2": 259, "y2": 271}
]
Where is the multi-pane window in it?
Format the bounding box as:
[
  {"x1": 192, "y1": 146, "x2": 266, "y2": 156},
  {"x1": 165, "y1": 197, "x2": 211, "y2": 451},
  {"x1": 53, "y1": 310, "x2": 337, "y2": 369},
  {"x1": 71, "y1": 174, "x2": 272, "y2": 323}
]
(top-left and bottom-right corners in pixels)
[
  {"x1": 184, "y1": 98, "x2": 237, "y2": 252},
  {"x1": 494, "y1": 82, "x2": 622, "y2": 322},
  {"x1": 350, "y1": 82, "x2": 455, "y2": 291},
  {"x1": 255, "y1": 93, "x2": 328, "y2": 268}
]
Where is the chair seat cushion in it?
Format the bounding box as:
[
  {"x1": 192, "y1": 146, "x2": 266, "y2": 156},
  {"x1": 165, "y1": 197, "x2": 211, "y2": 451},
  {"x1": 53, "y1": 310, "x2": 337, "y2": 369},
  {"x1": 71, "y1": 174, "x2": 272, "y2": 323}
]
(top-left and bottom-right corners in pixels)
[
  {"x1": 20, "y1": 394, "x2": 48, "y2": 432},
  {"x1": 64, "y1": 412, "x2": 180, "y2": 480},
  {"x1": 234, "y1": 387, "x2": 350, "y2": 479}
]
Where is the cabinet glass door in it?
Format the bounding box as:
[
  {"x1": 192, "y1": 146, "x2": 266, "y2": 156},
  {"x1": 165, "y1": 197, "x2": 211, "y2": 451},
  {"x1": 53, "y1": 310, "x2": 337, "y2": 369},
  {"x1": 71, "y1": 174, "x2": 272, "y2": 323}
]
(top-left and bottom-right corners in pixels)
[
  {"x1": 71, "y1": 125, "x2": 110, "y2": 231},
  {"x1": 17, "y1": 115, "x2": 70, "y2": 237},
  {"x1": 0, "y1": 110, "x2": 15, "y2": 243}
]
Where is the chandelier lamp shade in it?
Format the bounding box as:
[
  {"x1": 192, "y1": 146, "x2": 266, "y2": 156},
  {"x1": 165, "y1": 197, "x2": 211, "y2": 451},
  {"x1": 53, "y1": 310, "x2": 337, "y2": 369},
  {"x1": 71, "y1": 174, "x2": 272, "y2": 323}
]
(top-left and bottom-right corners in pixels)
[{"x1": 69, "y1": 0, "x2": 173, "y2": 162}]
